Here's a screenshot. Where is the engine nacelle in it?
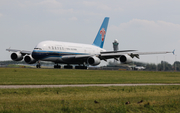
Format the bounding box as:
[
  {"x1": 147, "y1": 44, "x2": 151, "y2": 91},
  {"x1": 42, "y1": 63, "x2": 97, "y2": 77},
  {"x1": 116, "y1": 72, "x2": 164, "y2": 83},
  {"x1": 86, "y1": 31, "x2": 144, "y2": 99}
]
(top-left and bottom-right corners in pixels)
[
  {"x1": 87, "y1": 56, "x2": 101, "y2": 66},
  {"x1": 11, "y1": 52, "x2": 23, "y2": 61},
  {"x1": 24, "y1": 55, "x2": 36, "y2": 64},
  {"x1": 119, "y1": 54, "x2": 132, "y2": 63}
]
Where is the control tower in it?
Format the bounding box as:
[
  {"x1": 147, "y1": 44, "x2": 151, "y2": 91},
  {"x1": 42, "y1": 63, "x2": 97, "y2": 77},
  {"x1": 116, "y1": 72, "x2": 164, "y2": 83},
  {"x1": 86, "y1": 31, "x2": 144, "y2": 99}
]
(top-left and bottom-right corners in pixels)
[
  {"x1": 113, "y1": 39, "x2": 119, "y2": 51},
  {"x1": 112, "y1": 39, "x2": 119, "y2": 63}
]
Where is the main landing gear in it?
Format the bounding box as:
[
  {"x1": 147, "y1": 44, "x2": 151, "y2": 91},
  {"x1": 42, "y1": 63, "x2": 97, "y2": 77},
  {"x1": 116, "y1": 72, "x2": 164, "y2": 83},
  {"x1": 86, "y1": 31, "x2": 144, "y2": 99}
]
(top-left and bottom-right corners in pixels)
[
  {"x1": 75, "y1": 66, "x2": 87, "y2": 69},
  {"x1": 64, "y1": 65, "x2": 87, "y2": 69},
  {"x1": 75, "y1": 63, "x2": 88, "y2": 69},
  {"x1": 54, "y1": 64, "x2": 61, "y2": 69},
  {"x1": 64, "y1": 65, "x2": 73, "y2": 69},
  {"x1": 36, "y1": 62, "x2": 88, "y2": 69},
  {"x1": 36, "y1": 61, "x2": 41, "y2": 68}
]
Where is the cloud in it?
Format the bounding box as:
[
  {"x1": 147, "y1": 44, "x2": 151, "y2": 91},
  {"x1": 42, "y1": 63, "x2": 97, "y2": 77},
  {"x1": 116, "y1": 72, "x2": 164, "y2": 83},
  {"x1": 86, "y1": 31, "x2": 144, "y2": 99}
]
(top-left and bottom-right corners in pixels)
[
  {"x1": 17, "y1": 1, "x2": 35, "y2": 8},
  {"x1": 37, "y1": 0, "x2": 76, "y2": 15},
  {"x1": 83, "y1": 1, "x2": 97, "y2": 6},
  {"x1": 69, "y1": 17, "x2": 78, "y2": 21},
  {"x1": 49, "y1": 8, "x2": 74, "y2": 14},
  {"x1": 111, "y1": 19, "x2": 180, "y2": 34},
  {"x1": 99, "y1": 4, "x2": 112, "y2": 10},
  {"x1": 0, "y1": 13, "x2": 3, "y2": 17},
  {"x1": 83, "y1": 1, "x2": 111, "y2": 10},
  {"x1": 114, "y1": 7, "x2": 124, "y2": 12},
  {"x1": 109, "y1": 19, "x2": 180, "y2": 51},
  {"x1": 38, "y1": 0, "x2": 62, "y2": 8}
]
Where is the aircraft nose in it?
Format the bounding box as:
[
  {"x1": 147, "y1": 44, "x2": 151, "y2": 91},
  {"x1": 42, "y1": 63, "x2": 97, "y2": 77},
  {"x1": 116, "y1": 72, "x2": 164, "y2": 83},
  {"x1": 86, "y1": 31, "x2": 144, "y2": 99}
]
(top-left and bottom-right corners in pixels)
[
  {"x1": 32, "y1": 50, "x2": 45, "y2": 60},
  {"x1": 32, "y1": 50, "x2": 39, "y2": 60}
]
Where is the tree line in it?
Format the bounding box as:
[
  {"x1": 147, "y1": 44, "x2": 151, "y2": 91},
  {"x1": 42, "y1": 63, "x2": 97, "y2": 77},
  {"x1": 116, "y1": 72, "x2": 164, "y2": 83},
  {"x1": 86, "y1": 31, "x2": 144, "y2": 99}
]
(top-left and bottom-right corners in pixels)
[
  {"x1": 1, "y1": 60, "x2": 180, "y2": 71},
  {"x1": 108, "y1": 61, "x2": 180, "y2": 71},
  {"x1": 135, "y1": 61, "x2": 180, "y2": 71},
  {"x1": 0, "y1": 60, "x2": 54, "y2": 66}
]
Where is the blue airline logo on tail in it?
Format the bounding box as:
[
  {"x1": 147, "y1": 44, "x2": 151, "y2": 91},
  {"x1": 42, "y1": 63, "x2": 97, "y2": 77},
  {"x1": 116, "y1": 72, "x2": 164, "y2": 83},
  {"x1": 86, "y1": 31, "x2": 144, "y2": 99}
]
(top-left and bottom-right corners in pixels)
[{"x1": 92, "y1": 17, "x2": 109, "y2": 48}]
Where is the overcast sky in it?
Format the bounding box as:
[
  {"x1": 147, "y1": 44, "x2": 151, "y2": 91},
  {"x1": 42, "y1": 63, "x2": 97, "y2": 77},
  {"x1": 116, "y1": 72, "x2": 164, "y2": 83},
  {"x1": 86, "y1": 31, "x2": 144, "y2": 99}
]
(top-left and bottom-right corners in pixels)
[{"x1": 1, "y1": 0, "x2": 180, "y2": 65}]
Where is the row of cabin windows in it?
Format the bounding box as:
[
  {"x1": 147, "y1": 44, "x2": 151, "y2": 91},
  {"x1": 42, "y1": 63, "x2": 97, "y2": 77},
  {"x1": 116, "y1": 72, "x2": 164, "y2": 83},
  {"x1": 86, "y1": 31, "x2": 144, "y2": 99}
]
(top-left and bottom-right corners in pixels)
[
  {"x1": 48, "y1": 46, "x2": 77, "y2": 51},
  {"x1": 48, "y1": 46, "x2": 64, "y2": 50}
]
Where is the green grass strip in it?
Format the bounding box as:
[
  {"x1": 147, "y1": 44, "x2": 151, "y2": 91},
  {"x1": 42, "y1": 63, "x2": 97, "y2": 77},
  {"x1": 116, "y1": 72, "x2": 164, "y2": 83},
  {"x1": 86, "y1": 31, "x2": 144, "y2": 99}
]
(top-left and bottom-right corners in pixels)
[
  {"x1": 0, "y1": 68, "x2": 180, "y2": 85},
  {"x1": 0, "y1": 85, "x2": 180, "y2": 113}
]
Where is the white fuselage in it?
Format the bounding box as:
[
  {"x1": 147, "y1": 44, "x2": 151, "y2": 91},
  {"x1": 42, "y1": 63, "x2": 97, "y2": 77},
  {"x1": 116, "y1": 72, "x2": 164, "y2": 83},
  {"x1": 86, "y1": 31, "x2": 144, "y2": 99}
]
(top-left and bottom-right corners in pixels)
[{"x1": 32, "y1": 41, "x2": 106, "y2": 64}]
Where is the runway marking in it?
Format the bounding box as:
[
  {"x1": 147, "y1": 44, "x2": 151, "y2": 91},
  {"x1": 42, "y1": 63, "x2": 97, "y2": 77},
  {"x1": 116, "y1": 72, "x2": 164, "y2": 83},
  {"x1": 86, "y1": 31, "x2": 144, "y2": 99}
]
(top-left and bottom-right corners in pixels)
[{"x1": 0, "y1": 84, "x2": 180, "y2": 89}]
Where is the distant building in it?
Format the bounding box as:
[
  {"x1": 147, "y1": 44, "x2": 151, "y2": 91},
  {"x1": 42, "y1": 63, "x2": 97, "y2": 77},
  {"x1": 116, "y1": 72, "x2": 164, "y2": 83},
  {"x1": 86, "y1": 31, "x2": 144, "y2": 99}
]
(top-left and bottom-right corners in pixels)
[
  {"x1": 0, "y1": 63, "x2": 7, "y2": 67},
  {"x1": 112, "y1": 39, "x2": 119, "y2": 51}
]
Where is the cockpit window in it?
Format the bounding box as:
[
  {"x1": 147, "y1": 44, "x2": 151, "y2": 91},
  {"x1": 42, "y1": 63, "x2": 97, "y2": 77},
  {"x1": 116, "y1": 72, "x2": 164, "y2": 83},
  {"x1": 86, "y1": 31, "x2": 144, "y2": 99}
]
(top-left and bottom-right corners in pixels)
[{"x1": 34, "y1": 48, "x2": 42, "y2": 50}]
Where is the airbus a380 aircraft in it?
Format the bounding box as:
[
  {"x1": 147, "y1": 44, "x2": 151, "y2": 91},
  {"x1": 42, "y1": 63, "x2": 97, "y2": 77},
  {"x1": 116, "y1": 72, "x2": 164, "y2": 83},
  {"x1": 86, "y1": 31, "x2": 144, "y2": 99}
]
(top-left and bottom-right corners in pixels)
[{"x1": 6, "y1": 17, "x2": 174, "y2": 69}]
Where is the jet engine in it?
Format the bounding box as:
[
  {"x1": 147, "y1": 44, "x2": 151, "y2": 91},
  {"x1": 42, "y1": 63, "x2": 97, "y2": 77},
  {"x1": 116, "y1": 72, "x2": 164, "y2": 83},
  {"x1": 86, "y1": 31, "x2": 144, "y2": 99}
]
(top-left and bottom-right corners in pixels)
[
  {"x1": 87, "y1": 56, "x2": 101, "y2": 66},
  {"x1": 24, "y1": 55, "x2": 36, "y2": 64},
  {"x1": 11, "y1": 52, "x2": 23, "y2": 61},
  {"x1": 119, "y1": 54, "x2": 132, "y2": 63}
]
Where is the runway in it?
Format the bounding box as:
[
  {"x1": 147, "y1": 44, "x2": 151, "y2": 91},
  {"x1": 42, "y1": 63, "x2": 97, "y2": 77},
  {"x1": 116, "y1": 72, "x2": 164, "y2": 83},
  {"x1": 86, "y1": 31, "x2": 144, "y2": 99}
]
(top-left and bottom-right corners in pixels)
[{"x1": 0, "y1": 84, "x2": 180, "y2": 89}]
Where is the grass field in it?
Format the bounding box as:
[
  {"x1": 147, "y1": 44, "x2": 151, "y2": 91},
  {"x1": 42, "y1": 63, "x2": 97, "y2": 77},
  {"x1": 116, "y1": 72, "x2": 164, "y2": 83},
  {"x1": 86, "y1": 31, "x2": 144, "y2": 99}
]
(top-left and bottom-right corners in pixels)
[
  {"x1": 0, "y1": 68, "x2": 180, "y2": 112},
  {"x1": 0, "y1": 86, "x2": 180, "y2": 113},
  {"x1": 0, "y1": 68, "x2": 180, "y2": 85}
]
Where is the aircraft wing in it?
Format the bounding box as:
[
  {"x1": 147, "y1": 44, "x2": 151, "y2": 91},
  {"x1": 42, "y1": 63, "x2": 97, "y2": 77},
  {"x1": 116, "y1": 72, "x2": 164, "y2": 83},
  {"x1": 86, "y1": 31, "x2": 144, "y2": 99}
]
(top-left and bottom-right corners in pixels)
[
  {"x1": 127, "y1": 51, "x2": 174, "y2": 59},
  {"x1": 99, "y1": 50, "x2": 174, "y2": 60},
  {"x1": 61, "y1": 50, "x2": 137, "y2": 60},
  {"x1": 133, "y1": 51, "x2": 173, "y2": 55},
  {"x1": 61, "y1": 50, "x2": 174, "y2": 61},
  {"x1": 101, "y1": 50, "x2": 137, "y2": 54},
  {"x1": 6, "y1": 49, "x2": 32, "y2": 55}
]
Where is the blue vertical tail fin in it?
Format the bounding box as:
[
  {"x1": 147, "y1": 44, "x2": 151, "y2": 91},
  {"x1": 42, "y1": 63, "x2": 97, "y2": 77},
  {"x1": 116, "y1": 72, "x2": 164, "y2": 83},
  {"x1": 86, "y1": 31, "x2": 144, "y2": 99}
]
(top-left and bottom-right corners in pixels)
[{"x1": 92, "y1": 17, "x2": 109, "y2": 48}]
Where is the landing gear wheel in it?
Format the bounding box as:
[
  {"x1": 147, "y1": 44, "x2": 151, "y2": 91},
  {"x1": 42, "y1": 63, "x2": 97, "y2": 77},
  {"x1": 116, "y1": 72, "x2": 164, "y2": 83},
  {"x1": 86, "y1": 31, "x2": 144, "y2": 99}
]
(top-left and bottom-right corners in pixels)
[
  {"x1": 54, "y1": 64, "x2": 61, "y2": 69},
  {"x1": 75, "y1": 66, "x2": 87, "y2": 69},
  {"x1": 64, "y1": 65, "x2": 73, "y2": 69}
]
